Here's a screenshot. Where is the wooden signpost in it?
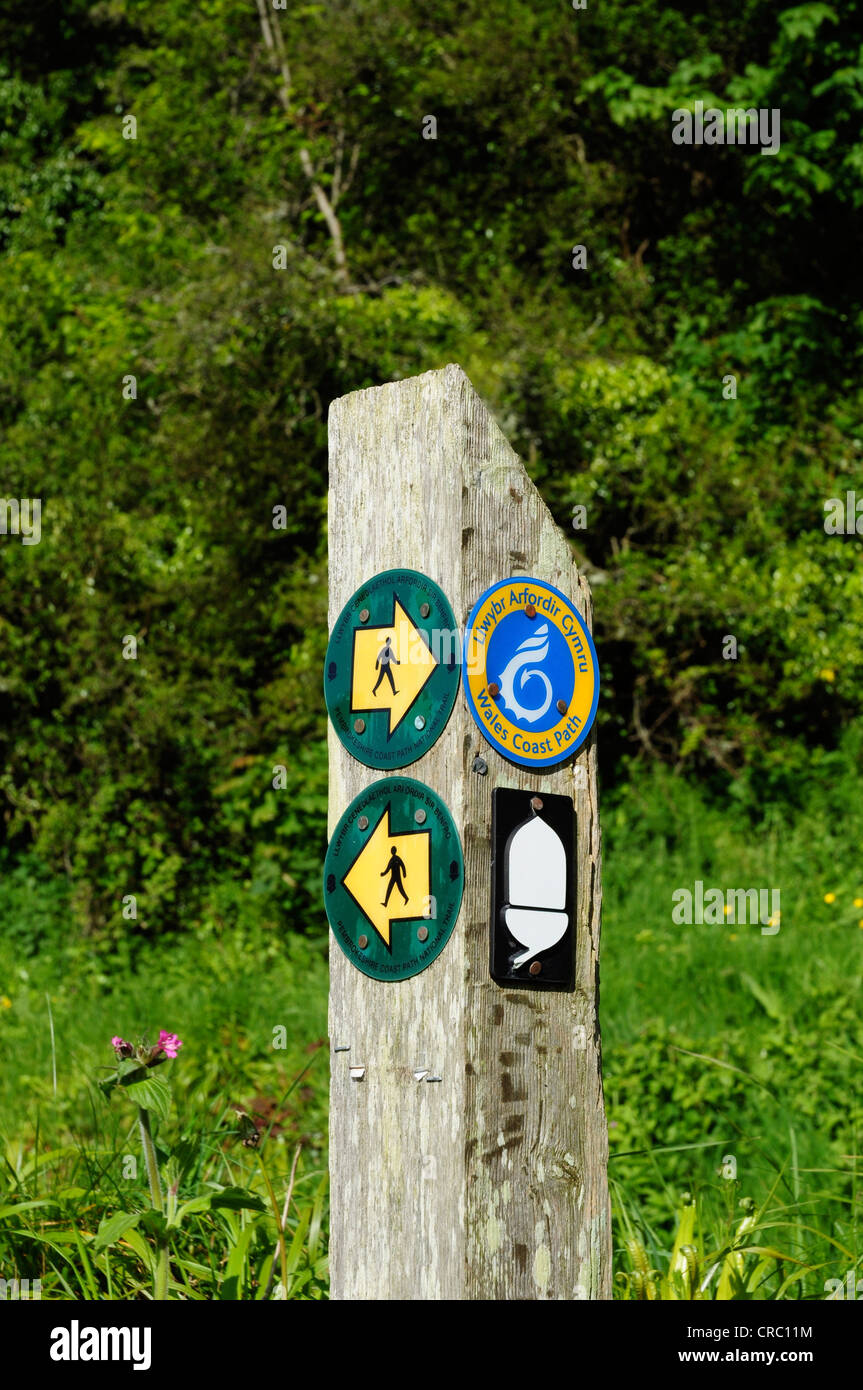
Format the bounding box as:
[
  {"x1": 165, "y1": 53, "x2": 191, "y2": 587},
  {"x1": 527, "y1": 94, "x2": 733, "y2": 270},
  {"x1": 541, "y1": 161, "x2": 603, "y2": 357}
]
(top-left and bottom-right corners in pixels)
[{"x1": 326, "y1": 364, "x2": 610, "y2": 1300}]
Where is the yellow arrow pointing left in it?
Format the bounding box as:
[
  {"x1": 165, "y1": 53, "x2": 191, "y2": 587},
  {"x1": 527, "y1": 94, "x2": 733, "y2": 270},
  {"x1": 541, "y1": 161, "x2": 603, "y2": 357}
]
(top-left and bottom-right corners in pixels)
[
  {"x1": 350, "y1": 598, "x2": 437, "y2": 734},
  {"x1": 342, "y1": 805, "x2": 431, "y2": 948}
]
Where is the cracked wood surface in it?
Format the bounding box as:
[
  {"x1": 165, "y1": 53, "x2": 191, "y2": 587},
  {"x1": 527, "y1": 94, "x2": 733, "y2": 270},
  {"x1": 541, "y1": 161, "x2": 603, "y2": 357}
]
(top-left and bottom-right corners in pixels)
[{"x1": 328, "y1": 364, "x2": 610, "y2": 1299}]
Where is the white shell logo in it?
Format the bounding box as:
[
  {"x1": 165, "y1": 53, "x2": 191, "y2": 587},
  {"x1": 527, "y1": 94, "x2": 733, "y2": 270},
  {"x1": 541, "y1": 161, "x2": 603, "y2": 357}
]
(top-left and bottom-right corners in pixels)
[{"x1": 497, "y1": 625, "x2": 553, "y2": 724}]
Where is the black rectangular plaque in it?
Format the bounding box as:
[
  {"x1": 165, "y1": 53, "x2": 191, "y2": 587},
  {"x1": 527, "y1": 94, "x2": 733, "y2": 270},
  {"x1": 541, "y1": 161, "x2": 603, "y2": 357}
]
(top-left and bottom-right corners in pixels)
[{"x1": 490, "y1": 787, "x2": 575, "y2": 990}]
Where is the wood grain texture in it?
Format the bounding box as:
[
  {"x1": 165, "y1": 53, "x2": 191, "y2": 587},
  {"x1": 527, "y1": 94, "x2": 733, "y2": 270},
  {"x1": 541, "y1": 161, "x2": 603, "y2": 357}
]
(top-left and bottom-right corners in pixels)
[{"x1": 328, "y1": 364, "x2": 610, "y2": 1300}]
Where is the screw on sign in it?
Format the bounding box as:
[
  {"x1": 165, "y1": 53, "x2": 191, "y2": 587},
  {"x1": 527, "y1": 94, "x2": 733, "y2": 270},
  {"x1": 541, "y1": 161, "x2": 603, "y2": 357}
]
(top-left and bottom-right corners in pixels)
[{"x1": 324, "y1": 569, "x2": 460, "y2": 770}]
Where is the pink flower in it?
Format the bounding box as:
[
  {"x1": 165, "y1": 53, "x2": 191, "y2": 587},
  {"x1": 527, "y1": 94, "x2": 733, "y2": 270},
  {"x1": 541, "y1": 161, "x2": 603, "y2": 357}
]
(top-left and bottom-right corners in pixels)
[
  {"x1": 157, "y1": 1030, "x2": 183, "y2": 1059},
  {"x1": 110, "y1": 1030, "x2": 183, "y2": 1065}
]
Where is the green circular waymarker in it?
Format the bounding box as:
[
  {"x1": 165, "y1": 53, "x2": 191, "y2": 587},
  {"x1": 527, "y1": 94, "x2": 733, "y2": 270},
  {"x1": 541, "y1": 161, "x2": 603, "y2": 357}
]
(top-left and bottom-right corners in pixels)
[
  {"x1": 324, "y1": 777, "x2": 464, "y2": 982},
  {"x1": 324, "y1": 569, "x2": 459, "y2": 769}
]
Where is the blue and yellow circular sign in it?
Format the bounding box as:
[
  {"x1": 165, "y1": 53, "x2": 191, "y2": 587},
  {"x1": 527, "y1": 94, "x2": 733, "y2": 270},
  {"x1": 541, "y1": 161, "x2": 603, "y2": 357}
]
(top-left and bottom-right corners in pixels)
[{"x1": 463, "y1": 578, "x2": 599, "y2": 769}]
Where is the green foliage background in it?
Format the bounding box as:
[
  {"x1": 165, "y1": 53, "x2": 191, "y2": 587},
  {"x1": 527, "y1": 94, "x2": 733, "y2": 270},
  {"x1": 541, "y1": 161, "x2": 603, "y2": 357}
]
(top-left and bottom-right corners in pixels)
[
  {"x1": 1, "y1": 0, "x2": 862, "y2": 1299},
  {"x1": 1, "y1": 0, "x2": 862, "y2": 932}
]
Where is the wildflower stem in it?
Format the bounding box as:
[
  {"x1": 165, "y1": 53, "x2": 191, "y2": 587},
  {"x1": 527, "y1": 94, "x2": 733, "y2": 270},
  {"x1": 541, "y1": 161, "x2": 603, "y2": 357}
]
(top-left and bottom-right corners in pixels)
[
  {"x1": 138, "y1": 1105, "x2": 169, "y2": 1300},
  {"x1": 138, "y1": 1107, "x2": 163, "y2": 1212},
  {"x1": 257, "y1": 1146, "x2": 289, "y2": 1296}
]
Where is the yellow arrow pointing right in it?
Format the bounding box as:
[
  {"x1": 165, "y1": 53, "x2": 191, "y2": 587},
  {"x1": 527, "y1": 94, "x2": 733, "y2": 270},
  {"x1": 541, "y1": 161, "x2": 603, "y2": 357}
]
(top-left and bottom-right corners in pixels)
[{"x1": 350, "y1": 598, "x2": 437, "y2": 734}]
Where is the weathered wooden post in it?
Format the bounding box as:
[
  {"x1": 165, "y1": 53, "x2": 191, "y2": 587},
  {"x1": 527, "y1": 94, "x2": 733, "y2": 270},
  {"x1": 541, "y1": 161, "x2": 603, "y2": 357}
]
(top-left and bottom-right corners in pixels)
[{"x1": 325, "y1": 364, "x2": 610, "y2": 1299}]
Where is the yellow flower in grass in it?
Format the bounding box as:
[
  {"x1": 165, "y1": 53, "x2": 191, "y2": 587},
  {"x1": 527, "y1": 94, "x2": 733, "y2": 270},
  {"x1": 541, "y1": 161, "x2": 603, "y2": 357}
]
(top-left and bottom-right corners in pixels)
[
  {"x1": 854, "y1": 898, "x2": 863, "y2": 908},
  {"x1": 0, "y1": 995, "x2": 11, "y2": 1009},
  {"x1": 824, "y1": 893, "x2": 836, "y2": 904},
  {"x1": 820, "y1": 668, "x2": 835, "y2": 682}
]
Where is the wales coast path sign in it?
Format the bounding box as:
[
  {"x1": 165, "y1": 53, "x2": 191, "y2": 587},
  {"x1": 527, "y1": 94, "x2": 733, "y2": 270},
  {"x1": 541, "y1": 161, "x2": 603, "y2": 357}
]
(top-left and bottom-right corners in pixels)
[
  {"x1": 463, "y1": 577, "x2": 600, "y2": 769},
  {"x1": 327, "y1": 364, "x2": 610, "y2": 1301}
]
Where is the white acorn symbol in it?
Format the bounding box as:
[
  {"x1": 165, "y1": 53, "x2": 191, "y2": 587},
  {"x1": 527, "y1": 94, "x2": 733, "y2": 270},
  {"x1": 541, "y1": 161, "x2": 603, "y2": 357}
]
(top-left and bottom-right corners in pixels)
[{"x1": 503, "y1": 807, "x2": 568, "y2": 967}]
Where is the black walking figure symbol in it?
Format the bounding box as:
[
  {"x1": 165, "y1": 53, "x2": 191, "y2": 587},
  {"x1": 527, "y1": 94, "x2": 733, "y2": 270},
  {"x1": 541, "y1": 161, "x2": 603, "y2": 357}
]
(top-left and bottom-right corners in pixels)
[
  {"x1": 381, "y1": 845, "x2": 409, "y2": 907},
  {"x1": 372, "y1": 636, "x2": 399, "y2": 696}
]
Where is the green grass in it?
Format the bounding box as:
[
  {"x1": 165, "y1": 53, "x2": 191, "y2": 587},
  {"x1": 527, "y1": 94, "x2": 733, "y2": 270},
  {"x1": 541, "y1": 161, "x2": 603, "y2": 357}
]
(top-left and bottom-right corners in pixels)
[
  {"x1": 601, "y1": 746, "x2": 863, "y2": 1298},
  {"x1": 0, "y1": 901, "x2": 329, "y2": 1299},
  {"x1": 1, "y1": 743, "x2": 861, "y2": 1299}
]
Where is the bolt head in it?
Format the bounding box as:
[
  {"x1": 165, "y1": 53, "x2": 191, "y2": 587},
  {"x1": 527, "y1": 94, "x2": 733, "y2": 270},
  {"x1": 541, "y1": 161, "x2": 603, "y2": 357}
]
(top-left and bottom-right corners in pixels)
[
  {"x1": 359, "y1": 608, "x2": 370, "y2": 623},
  {"x1": 358, "y1": 934, "x2": 368, "y2": 949},
  {"x1": 557, "y1": 699, "x2": 568, "y2": 715},
  {"x1": 530, "y1": 796, "x2": 544, "y2": 812},
  {"x1": 414, "y1": 714, "x2": 426, "y2": 730},
  {"x1": 417, "y1": 925, "x2": 429, "y2": 942},
  {"x1": 529, "y1": 961, "x2": 542, "y2": 976},
  {"x1": 526, "y1": 603, "x2": 537, "y2": 618},
  {"x1": 487, "y1": 682, "x2": 500, "y2": 698},
  {"x1": 414, "y1": 808, "x2": 427, "y2": 824},
  {"x1": 357, "y1": 815, "x2": 369, "y2": 831},
  {"x1": 419, "y1": 602, "x2": 430, "y2": 618},
  {"x1": 353, "y1": 718, "x2": 365, "y2": 734}
]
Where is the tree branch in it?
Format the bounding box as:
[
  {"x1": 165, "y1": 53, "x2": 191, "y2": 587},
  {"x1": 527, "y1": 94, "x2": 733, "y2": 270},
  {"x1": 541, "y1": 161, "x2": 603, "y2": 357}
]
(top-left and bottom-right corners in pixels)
[
  {"x1": 254, "y1": 0, "x2": 352, "y2": 287},
  {"x1": 299, "y1": 147, "x2": 350, "y2": 284}
]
